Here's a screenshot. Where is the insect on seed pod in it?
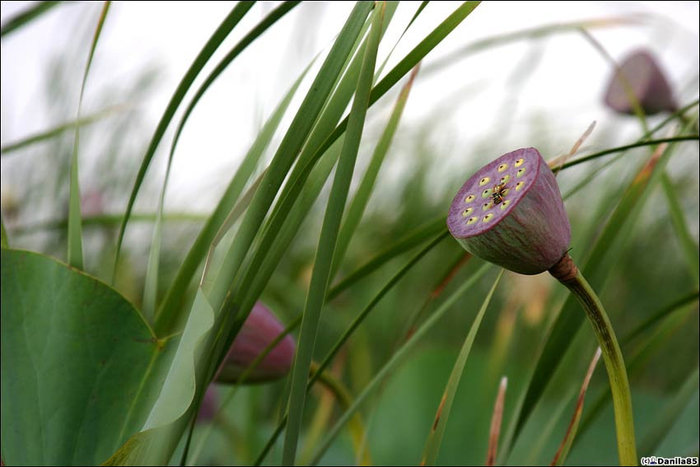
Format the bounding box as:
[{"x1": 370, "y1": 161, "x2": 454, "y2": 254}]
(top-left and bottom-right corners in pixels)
[{"x1": 446, "y1": 147, "x2": 571, "y2": 275}]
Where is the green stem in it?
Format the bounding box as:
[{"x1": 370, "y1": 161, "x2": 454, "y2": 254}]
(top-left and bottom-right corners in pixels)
[{"x1": 554, "y1": 261, "x2": 637, "y2": 465}]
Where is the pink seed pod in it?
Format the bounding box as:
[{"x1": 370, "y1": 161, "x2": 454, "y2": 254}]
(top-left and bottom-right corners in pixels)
[
  {"x1": 447, "y1": 147, "x2": 571, "y2": 275},
  {"x1": 215, "y1": 302, "x2": 296, "y2": 384},
  {"x1": 603, "y1": 49, "x2": 677, "y2": 115},
  {"x1": 196, "y1": 386, "x2": 218, "y2": 423}
]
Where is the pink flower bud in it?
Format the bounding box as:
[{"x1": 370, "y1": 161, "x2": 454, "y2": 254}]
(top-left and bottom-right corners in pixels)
[
  {"x1": 215, "y1": 302, "x2": 295, "y2": 384},
  {"x1": 447, "y1": 147, "x2": 571, "y2": 275}
]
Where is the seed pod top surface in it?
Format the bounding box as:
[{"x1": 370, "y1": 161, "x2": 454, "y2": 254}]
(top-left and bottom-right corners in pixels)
[
  {"x1": 447, "y1": 147, "x2": 571, "y2": 275},
  {"x1": 604, "y1": 49, "x2": 677, "y2": 115}
]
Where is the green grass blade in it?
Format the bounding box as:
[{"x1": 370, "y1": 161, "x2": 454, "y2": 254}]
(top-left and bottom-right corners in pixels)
[
  {"x1": 143, "y1": 2, "x2": 297, "y2": 324},
  {"x1": 205, "y1": 2, "x2": 373, "y2": 312},
  {"x1": 67, "y1": 1, "x2": 110, "y2": 270},
  {"x1": 328, "y1": 215, "x2": 446, "y2": 299},
  {"x1": 112, "y1": 2, "x2": 255, "y2": 282},
  {"x1": 640, "y1": 368, "x2": 699, "y2": 456},
  {"x1": 10, "y1": 212, "x2": 207, "y2": 236},
  {"x1": 560, "y1": 136, "x2": 698, "y2": 171},
  {"x1": 1, "y1": 104, "x2": 127, "y2": 155},
  {"x1": 421, "y1": 269, "x2": 504, "y2": 466},
  {"x1": 332, "y1": 64, "x2": 420, "y2": 278},
  {"x1": 501, "y1": 130, "x2": 691, "y2": 461},
  {"x1": 550, "y1": 348, "x2": 602, "y2": 466},
  {"x1": 154, "y1": 50, "x2": 312, "y2": 335},
  {"x1": 624, "y1": 290, "x2": 699, "y2": 344},
  {"x1": 0, "y1": 1, "x2": 60, "y2": 37},
  {"x1": 282, "y1": 6, "x2": 384, "y2": 463},
  {"x1": 251, "y1": 231, "x2": 448, "y2": 466},
  {"x1": 660, "y1": 173, "x2": 700, "y2": 285},
  {"x1": 1, "y1": 214, "x2": 8, "y2": 248},
  {"x1": 309, "y1": 263, "x2": 494, "y2": 465}
]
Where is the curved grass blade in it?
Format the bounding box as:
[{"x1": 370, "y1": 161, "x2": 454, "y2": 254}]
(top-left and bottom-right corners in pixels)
[
  {"x1": 639, "y1": 367, "x2": 699, "y2": 457},
  {"x1": 204, "y1": 2, "x2": 373, "y2": 312},
  {"x1": 144, "y1": 2, "x2": 302, "y2": 322},
  {"x1": 309, "y1": 263, "x2": 493, "y2": 465},
  {"x1": 550, "y1": 348, "x2": 602, "y2": 466},
  {"x1": 154, "y1": 61, "x2": 311, "y2": 334},
  {"x1": 282, "y1": 6, "x2": 384, "y2": 463},
  {"x1": 67, "y1": 1, "x2": 110, "y2": 270},
  {"x1": 1, "y1": 104, "x2": 127, "y2": 155},
  {"x1": 252, "y1": 231, "x2": 448, "y2": 466},
  {"x1": 660, "y1": 173, "x2": 700, "y2": 285},
  {"x1": 331, "y1": 64, "x2": 420, "y2": 278},
  {"x1": 112, "y1": 2, "x2": 255, "y2": 282},
  {"x1": 328, "y1": 215, "x2": 446, "y2": 299},
  {"x1": 486, "y1": 376, "x2": 508, "y2": 466},
  {"x1": 500, "y1": 131, "x2": 691, "y2": 461},
  {"x1": 422, "y1": 14, "x2": 643, "y2": 78},
  {"x1": 560, "y1": 135, "x2": 698, "y2": 171},
  {"x1": 0, "y1": 1, "x2": 60, "y2": 37},
  {"x1": 238, "y1": 1, "x2": 480, "y2": 310},
  {"x1": 420, "y1": 270, "x2": 504, "y2": 466}
]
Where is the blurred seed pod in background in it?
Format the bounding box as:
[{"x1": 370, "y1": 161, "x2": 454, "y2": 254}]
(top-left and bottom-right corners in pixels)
[
  {"x1": 215, "y1": 302, "x2": 296, "y2": 384},
  {"x1": 603, "y1": 49, "x2": 678, "y2": 115}
]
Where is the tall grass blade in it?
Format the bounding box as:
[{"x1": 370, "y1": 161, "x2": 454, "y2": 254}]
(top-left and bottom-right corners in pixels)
[
  {"x1": 486, "y1": 376, "x2": 508, "y2": 466},
  {"x1": 640, "y1": 368, "x2": 699, "y2": 456},
  {"x1": 0, "y1": 1, "x2": 60, "y2": 37},
  {"x1": 154, "y1": 52, "x2": 312, "y2": 334},
  {"x1": 420, "y1": 270, "x2": 504, "y2": 466},
  {"x1": 550, "y1": 348, "x2": 602, "y2": 466},
  {"x1": 252, "y1": 231, "x2": 448, "y2": 466},
  {"x1": 282, "y1": 6, "x2": 384, "y2": 463},
  {"x1": 112, "y1": 2, "x2": 255, "y2": 281},
  {"x1": 1, "y1": 104, "x2": 127, "y2": 155},
  {"x1": 309, "y1": 264, "x2": 494, "y2": 465},
  {"x1": 332, "y1": 64, "x2": 420, "y2": 278},
  {"x1": 144, "y1": 3, "x2": 298, "y2": 323},
  {"x1": 67, "y1": 1, "x2": 110, "y2": 270},
  {"x1": 660, "y1": 173, "x2": 700, "y2": 285},
  {"x1": 1, "y1": 215, "x2": 8, "y2": 248}
]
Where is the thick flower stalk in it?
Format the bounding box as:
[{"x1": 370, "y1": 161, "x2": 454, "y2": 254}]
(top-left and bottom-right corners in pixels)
[
  {"x1": 604, "y1": 49, "x2": 677, "y2": 116},
  {"x1": 215, "y1": 302, "x2": 296, "y2": 384},
  {"x1": 447, "y1": 147, "x2": 637, "y2": 465}
]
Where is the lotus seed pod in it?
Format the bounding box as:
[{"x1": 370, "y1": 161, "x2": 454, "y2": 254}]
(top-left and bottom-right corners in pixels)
[
  {"x1": 196, "y1": 386, "x2": 218, "y2": 423},
  {"x1": 604, "y1": 49, "x2": 677, "y2": 115},
  {"x1": 215, "y1": 302, "x2": 296, "y2": 384},
  {"x1": 447, "y1": 147, "x2": 571, "y2": 275}
]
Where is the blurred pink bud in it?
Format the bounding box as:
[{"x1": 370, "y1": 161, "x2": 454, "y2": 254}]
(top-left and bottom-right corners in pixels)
[
  {"x1": 196, "y1": 386, "x2": 218, "y2": 423},
  {"x1": 215, "y1": 302, "x2": 295, "y2": 384},
  {"x1": 603, "y1": 49, "x2": 677, "y2": 115}
]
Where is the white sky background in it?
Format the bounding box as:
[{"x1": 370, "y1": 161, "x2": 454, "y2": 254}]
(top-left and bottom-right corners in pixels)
[{"x1": 1, "y1": 1, "x2": 698, "y2": 217}]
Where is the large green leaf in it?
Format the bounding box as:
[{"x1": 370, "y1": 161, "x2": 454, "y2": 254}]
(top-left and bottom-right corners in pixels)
[{"x1": 0, "y1": 249, "x2": 173, "y2": 465}]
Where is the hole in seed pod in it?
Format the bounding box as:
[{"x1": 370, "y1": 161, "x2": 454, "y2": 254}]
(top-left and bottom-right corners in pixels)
[
  {"x1": 483, "y1": 213, "x2": 494, "y2": 222},
  {"x1": 500, "y1": 200, "x2": 510, "y2": 210},
  {"x1": 515, "y1": 158, "x2": 524, "y2": 167},
  {"x1": 517, "y1": 168, "x2": 526, "y2": 177},
  {"x1": 467, "y1": 216, "x2": 478, "y2": 225},
  {"x1": 465, "y1": 194, "x2": 475, "y2": 203},
  {"x1": 498, "y1": 163, "x2": 508, "y2": 172},
  {"x1": 462, "y1": 208, "x2": 472, "y2": 217},
  {"x1": 479, "y1": 177, "x2": 490, "y2": 186},
  {"x1": 482, "y1": 202, "x2": 492, "y2": 211},
  {"x1": 515, "y1": 181, "x2": 525, "y2": 191},
  {"x1": 500, "y1": 175, "x2": 510, "y2": 184},
  {"x1": 482, "y1": 189, "x2": 492, "y2": 198}
]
